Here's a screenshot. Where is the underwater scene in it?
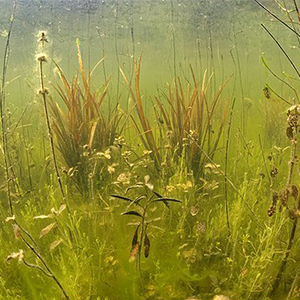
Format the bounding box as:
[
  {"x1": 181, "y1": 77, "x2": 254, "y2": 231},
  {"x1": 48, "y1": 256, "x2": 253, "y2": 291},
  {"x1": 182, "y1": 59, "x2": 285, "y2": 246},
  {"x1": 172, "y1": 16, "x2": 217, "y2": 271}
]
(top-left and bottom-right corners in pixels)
[{"x1": 2, "y1": 0, "x2": 300, "y2": 299}]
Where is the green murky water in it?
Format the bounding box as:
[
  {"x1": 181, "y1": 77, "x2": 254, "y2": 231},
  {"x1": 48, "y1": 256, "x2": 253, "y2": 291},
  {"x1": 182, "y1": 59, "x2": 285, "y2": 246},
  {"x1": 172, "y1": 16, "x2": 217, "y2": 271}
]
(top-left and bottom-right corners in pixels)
[{"x1": 1, "y1": 1, "x2": 300, "y2": 299}]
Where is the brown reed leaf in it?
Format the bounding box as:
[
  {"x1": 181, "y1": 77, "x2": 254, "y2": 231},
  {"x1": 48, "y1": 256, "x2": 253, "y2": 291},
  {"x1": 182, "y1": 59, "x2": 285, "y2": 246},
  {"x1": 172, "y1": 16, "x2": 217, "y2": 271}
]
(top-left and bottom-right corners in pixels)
[
  {"x1": 144, "y1": 232, "x2": 150, "y2": 258},
  {"x1": 50, "y1": 45, "x2": 122, "y2": 193},
  {"x1": 39, "y1": 222, "x2": 56, "y2": 239}
]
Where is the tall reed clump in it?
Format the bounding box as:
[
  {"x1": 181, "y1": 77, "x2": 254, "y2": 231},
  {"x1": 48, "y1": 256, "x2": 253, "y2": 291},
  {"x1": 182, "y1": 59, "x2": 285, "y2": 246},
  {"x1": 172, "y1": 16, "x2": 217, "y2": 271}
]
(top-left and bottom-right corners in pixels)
[
  {"x1": 121, "y1": 57, "x2": 230, "y2": 179},
  {"x1": 50, "y1": 40, "x2": 123, "y2": 195},
  {"x1": 156, "y1": 68, "x2": 231, "y2": 180}
]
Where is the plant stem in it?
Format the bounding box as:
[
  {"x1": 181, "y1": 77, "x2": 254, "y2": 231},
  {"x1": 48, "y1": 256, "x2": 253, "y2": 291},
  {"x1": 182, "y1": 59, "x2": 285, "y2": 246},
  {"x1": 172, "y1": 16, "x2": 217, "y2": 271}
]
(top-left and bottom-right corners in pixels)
[
  {"x1": 38, "y1": 59, "x2": 69, "y2": 212},
  {"x1": 21, "y1": 235, "x2": 70, "y2": 300},
  {"x1": 0, "y1": 1, "x2": 16, "y2": 216},
  {"x1": 170, "y1": 0, "x2": 177, "y2": 79},
  {"x1": 271, "y1": 125, "x2": 298, "y2": 296},
  {"x1": 114, "y1": 0, "x2": 120, "y2": 100},
  {"x1": 261, "y1": 23, "x2": 300, "y2": 79},
  {"x1": 137, "y1": 205, "x2": 147, "y2": 274},
  {"x1": 258, "y1": 134, "x2": 271, "y2": 186},
  {"x1": 224, "y1": 98, "x2": 235, "y2": 234},
  {"x1": 233, "y1": 28, "x2": 246, "y2": 133},
  {"x1": 253, "y1": 0, "x2": 300, "y2": 38}
]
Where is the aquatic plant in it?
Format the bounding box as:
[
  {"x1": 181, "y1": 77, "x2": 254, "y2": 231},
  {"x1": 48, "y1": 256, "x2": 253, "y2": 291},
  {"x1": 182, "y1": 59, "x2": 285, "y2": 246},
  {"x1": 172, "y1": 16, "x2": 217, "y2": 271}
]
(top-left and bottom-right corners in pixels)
[
  {"x1": 254, "y1": 0, "x2": 300, "y2": 297},
  {"x1": 50, "y1": 40, "x2": 123, "y2": 194},
  {"x1": 120, "y1": 56, "x2": 162, "y2": 176},
  {"x1": 37, "y1": 31, "x2": 69, "y2": 209},
  {"x1": 111, "y1": 183, "x2": 181, "y2": 271},
  {"x1": 155, "y1": 68, "x2": 231, "y2": 180},
  {"x1": 6, "y1": 219, "x2": 70, "y2": 300},
  {"x1": 5, "y1": 1, "x2": 300, "y2": 299},
  {"x1": 267, "y1": 105, "x2": 300, "y2": 297},
  {"x1": 121, "y1": 57, "x2": 231, "y2": 180},
  {"x1": 0, "y1": 5, "x2": 70, "y2": 298},
  {"x1": 0, "y1": 0, "x2": 16, "y2": 215}
]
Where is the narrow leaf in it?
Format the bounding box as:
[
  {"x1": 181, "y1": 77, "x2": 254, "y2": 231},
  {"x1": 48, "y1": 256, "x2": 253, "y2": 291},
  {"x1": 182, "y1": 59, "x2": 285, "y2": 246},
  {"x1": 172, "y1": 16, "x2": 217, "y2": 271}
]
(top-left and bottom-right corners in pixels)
[
  {"x1": 111, "y1": 194, "x2": 134, "y2": 203},
  {"x1": 152, "y1": 191, "x2": 170, "y2": 208},
  {"x1": 122, "y1": 211, "x2": 143, "y2": 218},
  {"x1": 132, "y1": 225, "x2": 140, "y2": 247},
  {"x1": 13, "y1": 224, "x2": 21, "y2": 240},
  {"x1": 152, "y1": 198, "x2": 182, "y2": 204},
  {"x1": 144, "y1": 232, "x2": 150, "y2": 258},
  {"x1": 152, "y1": 190, "x2": 163, "y2": 198},
  {"x1": 34, "y1": 215, "x2": 53, "y2": 220},
  {"x1": 50, "y1": 238, "x2": 63, "y2": 251},
  {"x1": 39, "y1": 222, "x2": 56, "y2": 238}
]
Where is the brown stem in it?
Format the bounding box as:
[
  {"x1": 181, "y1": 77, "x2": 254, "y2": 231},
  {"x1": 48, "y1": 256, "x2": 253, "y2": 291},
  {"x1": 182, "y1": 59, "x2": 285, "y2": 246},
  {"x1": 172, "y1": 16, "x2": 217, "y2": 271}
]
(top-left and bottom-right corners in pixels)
[
  {"x1": 0, "y1": 1, "x2": 16, "y2": 216},
  {"x1": 292, "y1": 0, "x2": 300, "y2": 25},
  {"x1": 271, "y1": 126, "x2": 298, "y2": 296},
  {"x1": 21, "y1": 235, "x2": 70, "y2": 300},
  {"x1": 39, "y1": 59, "x2": 71, "y2": 215},
  {"x1": 224, "y1": 98, "x2": 235, "y2": 234}
]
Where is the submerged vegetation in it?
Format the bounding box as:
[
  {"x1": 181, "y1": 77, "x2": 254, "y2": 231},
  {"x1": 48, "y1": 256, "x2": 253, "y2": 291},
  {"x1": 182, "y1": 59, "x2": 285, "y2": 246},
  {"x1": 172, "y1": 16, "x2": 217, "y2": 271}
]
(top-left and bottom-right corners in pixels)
[{"x1": 3, "y1": 1, "x2": 300, "y2": 300}]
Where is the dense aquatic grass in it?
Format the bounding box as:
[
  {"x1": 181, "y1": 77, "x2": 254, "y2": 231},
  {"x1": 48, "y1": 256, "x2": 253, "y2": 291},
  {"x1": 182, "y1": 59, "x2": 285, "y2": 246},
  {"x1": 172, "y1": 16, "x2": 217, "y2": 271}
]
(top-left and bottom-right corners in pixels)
[
  {"x1": 0, "y1": 59, "x2": 298, "y2": 300},
  {"x1": 1, "y1": 91, "x2": 298, "y2": 300},
  {"x1": 1, "y1": 147, "x2": 296, "y2": 300}
]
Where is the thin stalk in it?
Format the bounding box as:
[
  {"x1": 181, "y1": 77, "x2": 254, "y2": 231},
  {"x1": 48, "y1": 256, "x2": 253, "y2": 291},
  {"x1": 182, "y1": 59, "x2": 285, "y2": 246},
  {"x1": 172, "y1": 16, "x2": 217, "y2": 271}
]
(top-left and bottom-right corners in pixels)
[
  {"x1": 261, "y1": 56, "x2": 298, "y2": 103},
  {"x1": 87, "y1": 7, "x2": 91, "y2": 71},
  {"x1": 253, "y1": 0, "x2": 300, "y2": 38},
  {"x1": 224, "y1": 98, "x2": 235, "y2": 234},
  {"x1": 233, "y1": 28, "x2": 246, "y2": 133},
  {"x1": 292, "y1": 0, "x2": 300, "y2": 25},
  {"x1": 197, "y1": 34, "x2": 203, "y2": 75},
  {"x1": 261, "y1": 23, "x2": 300, "y2": 79},
  {"x1": 265, "y1": 83, "x2": 292, "y2": 105},
  {"x1": 38, "y1": 57, "x2": 69, "y2": 214},
  {"x1": 130, "y1": 0, "x2": 135, "y2": 85},
  {"x1": 258, "y1": 134, "x2": 271, "y2": 186},
  {"x1": 271, "y1": 124, "x2": 298, "y2": 296},
  {"x1": 170, "y1": 0, "x2": 177, "y2": 79},
  {"x1": 137, "y1": 207, "x2": 147, "y2": 274},
  {"x1": 0, "y1": 1, "x2": 16, "y2": 215},
  {"x1": 97, "y1": 4, "x2": 110, "y2": 116},
  {"x1": 21, "y1": 235, "x2": 70, "y2": 300},
  {"x1": 23, "y1": 260, "x2": 52, "y2": 278},
  {"x1": 282, "y1": 0, "x2": 300, "y2": 47},
  {"x1": 114, "y1": 0, "x2": 120, "y2": 100}
]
